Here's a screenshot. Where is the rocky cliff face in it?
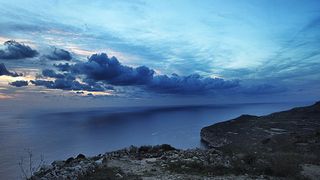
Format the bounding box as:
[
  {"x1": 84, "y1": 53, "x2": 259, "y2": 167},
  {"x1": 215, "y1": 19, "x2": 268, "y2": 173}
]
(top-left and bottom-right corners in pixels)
[
  {"x1": 201, "y1": 102, "x2": 320, "y2": 154},
  {"x1": 199, "y1": 102, "x2": 320, "y2": 179},
  {"x1": 31, "y1": 145, "x2": 256, "y2": 180}
]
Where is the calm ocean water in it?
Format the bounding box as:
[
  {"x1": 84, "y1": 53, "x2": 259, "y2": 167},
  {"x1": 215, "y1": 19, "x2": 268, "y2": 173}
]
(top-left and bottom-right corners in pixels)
[{"x1": 0, "y1": 102, "x2": 312, "y2": 179}]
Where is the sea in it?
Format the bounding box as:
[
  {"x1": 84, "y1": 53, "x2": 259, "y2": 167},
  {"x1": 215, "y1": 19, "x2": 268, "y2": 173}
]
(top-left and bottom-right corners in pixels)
[{"x1": 0, "y1": 101, "x2": 312, "y2": 179}]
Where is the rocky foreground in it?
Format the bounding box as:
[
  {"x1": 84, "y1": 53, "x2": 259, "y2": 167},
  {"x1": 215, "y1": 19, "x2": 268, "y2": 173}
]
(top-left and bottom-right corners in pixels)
[{"x1": 32, "y1": 102, "x2": 320, "y2": 180}]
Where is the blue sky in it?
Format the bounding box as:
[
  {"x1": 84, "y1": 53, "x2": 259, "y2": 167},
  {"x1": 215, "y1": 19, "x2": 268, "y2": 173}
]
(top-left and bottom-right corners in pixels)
[{"x1": 0, "y1": 0, "x2": 319, "y2": 107}]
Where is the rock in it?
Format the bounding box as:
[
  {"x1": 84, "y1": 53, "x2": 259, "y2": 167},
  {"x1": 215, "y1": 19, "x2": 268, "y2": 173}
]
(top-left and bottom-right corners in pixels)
[
  {"x1": 302, "y1": 164, "x2": 320, "y2": 180},
  {"x1": 200, "y1": 101, "x2": 320, "y2": 154},
  {"x1": 40, "y1": 164, "x2": 53, "y2": 171},
  {"x1": 52, "y1": 160, "x2": 65, "y2": 167},
  {"x1": 115, "y1": 173, "x2": 123, "y2": 178},
  {"x1": 95, "y1": 158, "x2": 103, "y2": 165},
  {"x1": 102, "y1": 157, "x2": 108, "y2": 164},
  {"x1": 76, "y1": 154, "x2": 86, "y2": 159},
  {"x1": 65, "y1": 157, "x2": 74, "y2": 164},
  {"x1": 261, "y1": 138, "x2": 271, "y2": 144}
]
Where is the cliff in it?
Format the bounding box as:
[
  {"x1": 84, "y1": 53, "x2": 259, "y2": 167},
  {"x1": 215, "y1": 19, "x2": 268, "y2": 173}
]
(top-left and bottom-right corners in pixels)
[{"x1": 201, "y1": 102, "x2": 320, "y2": 154}]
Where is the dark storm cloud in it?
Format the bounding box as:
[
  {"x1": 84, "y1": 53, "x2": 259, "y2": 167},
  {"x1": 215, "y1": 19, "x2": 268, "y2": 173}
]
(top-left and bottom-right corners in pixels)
[
  {"x1": 42, "y1": 69, "x2": 65, "y2": 79},
  {"x1": 0, "y1": 63, "x2": 21, "y2": 77},
  {"x1": 32, "y1": 53, "x2": 286, "y2": 95},
  {"x1": 67, "y1": 53, "x2": 239, "y2": 94},
  {"x1": 45, "y1": 48, "x2": 72, "y2": 61},
  {"x1": 9, "y1": 80, "x2": 28, "y2": 87},
  {"x1": 30, "y1": 79, "x2": 107, "y2": 92},
  {"x1": 73, "y1": 53, "x2": 155, "y2": 86},
  {"x1": 28, "y1": 52, "x2": 291, "y2": 96},
  {"x1": 148, "y1": 74, "x2": 239, "y2": 94},
  {"x1": 0, "y1": 40, "x2": 38, "y2": 60},
  {"x1": 30, "y1": 80, "x2": 53, "y2": 88},
  {"x1": 54, "y1": 63, "x2": 71, "y2": 71}
]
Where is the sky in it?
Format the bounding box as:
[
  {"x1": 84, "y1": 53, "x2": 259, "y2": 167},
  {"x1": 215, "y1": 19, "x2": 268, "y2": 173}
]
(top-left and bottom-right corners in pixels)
[{"x1": 0, "y1": 0, "x2": 319, "y2": 108}]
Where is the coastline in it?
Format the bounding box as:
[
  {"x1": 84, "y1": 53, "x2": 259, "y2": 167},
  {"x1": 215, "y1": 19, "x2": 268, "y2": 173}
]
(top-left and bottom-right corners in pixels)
[{"x1": 31, "y1": 102, "x2": 320, "y2": 179}]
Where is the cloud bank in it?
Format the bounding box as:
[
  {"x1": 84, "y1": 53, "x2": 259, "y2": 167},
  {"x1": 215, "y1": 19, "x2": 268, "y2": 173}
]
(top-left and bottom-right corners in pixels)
[
  {"x1": 54, "y1": 63, "x2": 71, "y2": 72},
  {"x1": 73, "y1": 53, "x2": 155, "y2": 86},
  {"x1": 30, "y1": 79, "x2": 109, "y2": 92},
  {"x1": 45, "y1": 48, "x2": 72, "y2": 61},
  {"x1": 0, "y1": 63, "x2": 21, "y2": 77},
  {"x1": 9, "y1": 80, "x2": 28, "y2": 87},
  {"x1": 34, "y1": 53, "x2": 239, "y2": 95},
  {"x1": 148, "y1": 74, "x2": 239, "y2": 94},
  {"x1": 0, "y1": 48, "x2": 284, "y2": 96},
  {"x1": 42, "y1": 69, "x2": 66, "y2": 79},
  {"x1": 0, "y1": 40, "x2": 38, "y2": 60}
]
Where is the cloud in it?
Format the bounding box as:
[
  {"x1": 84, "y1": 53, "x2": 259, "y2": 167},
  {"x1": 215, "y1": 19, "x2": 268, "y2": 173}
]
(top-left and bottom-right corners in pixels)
[
  {"x1": 0, "y1": 40, "x2": 38, "y2": 59},
  {"x1": 45, "y1": 48, "x2": 72, "y2": 61},
  {"x1": 42, "y1": 69, "x2": 66, "y2": 79},
  {"x1": 30, "y1": 79, "x2": 108, "y2": 92},
  {"x1": 32, "y1": 53, "x2": 285, "y2": 96},
  {"x1": 0, "y1": 63, "x2": 21, "y2": 77},
  {"x1": 55, "y1": 53, "x2": 239, "y2": 94},
  {"x1": 148, "y1": 74, "x2": 240, "y2": 94},
  {"x1": 54, "y1": 63, "x2": 71, "y2": 71},
  {"x1": 241, "y1": 84, "x2": 286, "y2": 95},
  {"x1": 9, "y1": 80, "x2": 28, "y2": 87},
  {"x1": 73, "y1": 53, "x2": 155, "y2": 86}
]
